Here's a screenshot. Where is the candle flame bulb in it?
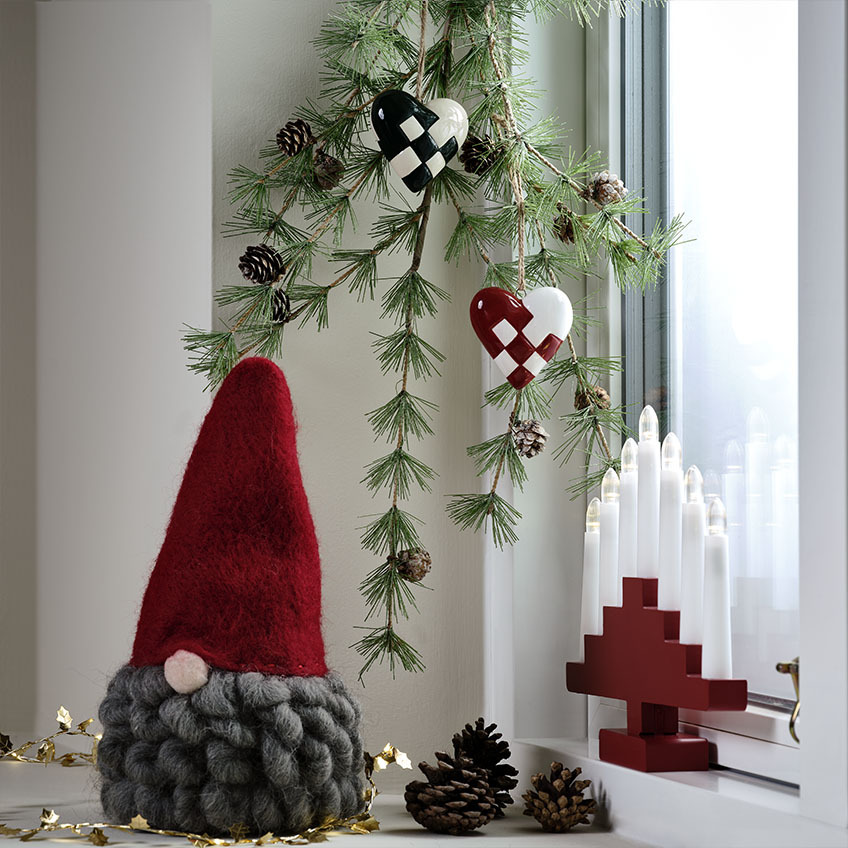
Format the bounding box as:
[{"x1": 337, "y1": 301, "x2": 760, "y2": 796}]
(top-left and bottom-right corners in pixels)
[
  {"x1": 661, "y1": 432, "x2": 682, "y2": 470},
  {"x1": 685, "y1": 465, "x2": 704, "y2": 504},
  {"x1": 601, "y1": 468, "x2": 620, "y2": 503},
  {"x1": 747, "y1": 407, "x2": 769, "y2": 443},
  {"x1": 586, "y1": 497, "x2": 601, "y2": 532},
  {"x1": 639, "y1": 405, "x2": 659, "y2": 442},
  {"x1": 724, "y1": 439, "x2": 743, "y2": 472},
  {"x1": 708, "y1": 497, "x2": 727, "y2": 535},
  {"x1": 621, "y1": 437, "x2": 638, "y2": 472}
]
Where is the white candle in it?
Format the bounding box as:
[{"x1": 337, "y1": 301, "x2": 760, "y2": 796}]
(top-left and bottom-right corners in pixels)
[
  {"x1": 702, "y1": 498, "x2": 732, "y2": 679},
  {"x1": 745, "y1": 407, "x2": 771, "y2": 580},
  {"x1": 618, "y1": 438, "x2": 638, "y2": 579},
  {"x1": 637, "y1": 406, "x2": 661, "y2": 578},
  {"x1": 658, "y1": 433, "x2": 683, "y2": 610},
  {"x1": 680, "y1": 465, "x2": 706, "y2": 644},
  {"x1": 599, "y1": 468, "x2": 621, "y2": 610},
  {"x1": 579, "y1": 498, "x2": 602, "y2": 660}
]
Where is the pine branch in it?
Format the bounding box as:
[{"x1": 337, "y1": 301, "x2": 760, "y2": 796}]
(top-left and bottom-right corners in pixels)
[{"x1": 355, "y1": 171, "x2": 437, "y2": 678}]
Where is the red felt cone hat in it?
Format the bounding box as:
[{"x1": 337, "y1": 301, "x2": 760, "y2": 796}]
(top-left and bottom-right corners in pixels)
[{"x1": 130, "y1": 357, "x2": 327, "y2": 677}]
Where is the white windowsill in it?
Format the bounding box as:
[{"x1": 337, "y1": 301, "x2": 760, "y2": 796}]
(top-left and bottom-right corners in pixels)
[
  {"x1": 0, "y1": 761, "x2": 643, "y2": 847},
  {"x1": 513, "y1": 738, "x2": 848, "y2": 848}
]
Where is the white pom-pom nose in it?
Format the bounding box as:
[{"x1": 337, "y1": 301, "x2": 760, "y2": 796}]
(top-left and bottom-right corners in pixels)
[{"x1": 164, "y1": 650, "x2": 209, "y2": 694}]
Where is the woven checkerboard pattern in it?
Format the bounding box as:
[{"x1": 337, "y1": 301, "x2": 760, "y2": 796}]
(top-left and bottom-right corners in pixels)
[
  {"x1": 484, "y1": 312, "x2": 564, "y2": 389},
  {"x1": 372, "y1": 91, "x2": 459, "y2": 193}
]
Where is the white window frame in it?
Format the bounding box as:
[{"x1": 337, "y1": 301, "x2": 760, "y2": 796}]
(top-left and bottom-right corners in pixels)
[
  {"x1": 618, "y1": 2, "x2": 802, "y2": 784},
  {"x1": 483, "y1": 1, "x2": 848, "y2": 841}
]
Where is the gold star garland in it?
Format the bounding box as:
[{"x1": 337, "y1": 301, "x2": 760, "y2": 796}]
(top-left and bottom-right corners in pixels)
[
  {"x1": 1, "y1": 709, "x2": 411, "y2": 845},
  {"x1": 0, "y1": 707, "x2": 100, "y2": 767}
]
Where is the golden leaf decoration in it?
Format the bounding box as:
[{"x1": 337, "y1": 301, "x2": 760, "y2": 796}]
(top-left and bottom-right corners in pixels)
[
  {"x1": 87, "y1": 828, "x2": 109, "y2": 846},
  {"x1": 58, "y1": 753, "x2": 78, "y2": 767},
  {"x1": 348, "y1": 816, "x2": 379, "y2": 835},
  {"x1": 56, "y1": 707, "x2": 73, "y2": 731},
  {"x1": 40, "y1": 809, "x2": 59, "y2": 827},
  {"x1": 128, "y1": 815, "x2": 149, "y2": 831},
  {"x1": 0, "y1": 825, "x2": 23, "y2": 836},
  {"x1": 254, "y1": 833, "x2": 275, "y2": 845},
  {"x1": 228, "y1": 823, "x2": 249, "y2": 842},
  {"x1": 77, "y1": 719, "x2": 94, "y2": 733},
  {"x1": 393, "y1": 749, "x2": 412, "y2": 770},
  {"x1": 36, "y1": 740, "x2": 55, "y2": 763},
  {"x1": 305, "y1": 833, "x2": 328, "y2": 844}
]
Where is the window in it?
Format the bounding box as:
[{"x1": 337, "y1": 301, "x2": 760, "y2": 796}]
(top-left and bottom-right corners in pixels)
[{"x1": 624, "y1": 1, "x2": 800, "y2": 709}]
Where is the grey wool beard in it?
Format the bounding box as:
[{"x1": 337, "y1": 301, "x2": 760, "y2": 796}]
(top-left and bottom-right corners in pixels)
[{"x1": 97, "y1": 665, "x2": 365, "y2": 836}]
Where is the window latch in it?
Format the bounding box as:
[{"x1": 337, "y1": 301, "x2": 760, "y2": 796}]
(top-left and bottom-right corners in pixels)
[{"x1": 776, "y1": 656, "x2": 800, "y2": 743}]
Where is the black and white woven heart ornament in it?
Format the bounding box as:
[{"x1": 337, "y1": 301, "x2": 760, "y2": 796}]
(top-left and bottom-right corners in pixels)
[{"x1": 371, "y1": 90, "x2": 469, "y2": 192}]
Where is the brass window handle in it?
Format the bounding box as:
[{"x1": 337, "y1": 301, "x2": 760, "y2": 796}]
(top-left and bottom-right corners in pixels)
[{"x1": 776, "y1": 657, "x2": 800, "y2": 743}]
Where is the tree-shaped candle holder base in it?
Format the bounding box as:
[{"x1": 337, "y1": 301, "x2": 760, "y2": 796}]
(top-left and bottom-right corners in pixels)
[{"x1": 566, "y1": 577, "x2": 747, "y2": 772}]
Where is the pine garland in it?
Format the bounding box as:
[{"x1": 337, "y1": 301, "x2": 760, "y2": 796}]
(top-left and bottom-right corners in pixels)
[{"x1": 183, "y1": 0, "x2": 685, "y2": 679}]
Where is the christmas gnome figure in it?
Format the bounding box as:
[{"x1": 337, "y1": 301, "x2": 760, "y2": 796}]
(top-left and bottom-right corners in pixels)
[{"x1": 96, "y1": 357, "x2": 364, "y2": 836}]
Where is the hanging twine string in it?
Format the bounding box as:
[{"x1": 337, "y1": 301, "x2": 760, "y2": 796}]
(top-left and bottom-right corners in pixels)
[{"x1": 416, "y1": 0, "x2": 428, "y2": 100}]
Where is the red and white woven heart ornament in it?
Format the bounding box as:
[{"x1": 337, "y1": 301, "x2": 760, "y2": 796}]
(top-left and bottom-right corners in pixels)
[{"x1": 470, "y1": 286, "x2": 574, "y2": 389}]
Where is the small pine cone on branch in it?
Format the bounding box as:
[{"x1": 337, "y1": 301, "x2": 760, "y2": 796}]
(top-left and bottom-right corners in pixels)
[
  {"x1": 512, "y1": 419, "x2": 549, "y2": 459},
  {"x1": 523, "y1": 762, "x2": 596, "y2": 833},
  {"x1": 395, "y1": 548, "x2": 431, "y2": 582},
  {"x1": 553, "y1": 209, "x2": 575, "y2": 244},
  {"x1": 574, "y1": 384, "x2": 611, "y2": 412},
  {"x1": 405, "y1": 752, "x2": 498, "y2": 836},
  {"x1": 452, "y1": 718, "x2": 519, "y2": 817},
  {"x1": 238, "y1": 244, "x2": 286, "y2": 285},
  {"x1": 275, "y1": 118, "x2": 314, "y2": 157},
  {"x1": 458, "y1": 134, "x2": 499, "y2": 175},
  {"x1": 582, "y1": 170, "x2": 628, "y2": 206},
  {"x1": 271, "y1": 289, "x2": 291, "y2": 325},
  {"x1": 313, "y1": 149, "x2": 345, "y2": 190}
]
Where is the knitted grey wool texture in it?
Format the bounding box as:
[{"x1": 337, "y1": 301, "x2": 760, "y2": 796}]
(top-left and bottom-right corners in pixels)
[{"x1": 97, "y1": 666, "x2": 365, "y2": 836}]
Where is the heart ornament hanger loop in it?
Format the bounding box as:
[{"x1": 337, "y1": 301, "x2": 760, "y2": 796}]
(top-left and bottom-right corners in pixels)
[
  {"x1": 372, "y1": 90, "x2": 469, "y2": 193},
  {"x1": 470, "y1": 286, "x2": 574, "y2": 389}
]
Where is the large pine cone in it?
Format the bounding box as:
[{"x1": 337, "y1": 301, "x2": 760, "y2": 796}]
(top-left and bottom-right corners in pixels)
[
  {"x1": 238, "y1": 244, "x2": 285, "y2": 285},
  {"x1": 523, "y1": 762, "x2": 596, "y2": 833},
  {"x1": 452, "y1": 718, "x2": 519, "y2": 816},
  {"x1": 276, "y1": 118, "x2": 314, "y2": 157},
  {"x1": 582, "y1": 170, "x2": 628, "y2": 206},
  {"x1": 405, "y1": 752, "x2": 498, "y2": 835},
  {"x1": 458, "y1": 134, "x2": 498, "y2": 176}
]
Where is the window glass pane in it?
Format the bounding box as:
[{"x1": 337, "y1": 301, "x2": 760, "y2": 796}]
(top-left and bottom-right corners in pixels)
[{"x1": 667, "y1": 0, "x2": 798, "y2": 699}]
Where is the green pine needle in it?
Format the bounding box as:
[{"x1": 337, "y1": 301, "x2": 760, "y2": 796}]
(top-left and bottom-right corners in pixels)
[
  {"x1": 366, "y1": 390, "x2": 438, "y2": 442},
  {"x1": 352, "y1": 625, "x2": 425, "y2": 681},
  {"x1": 360, "y1": 506, "x2": 422, "y2": 556},
  {"x1": 446, "y1": 492, "x2": 522, "y2": 549},
  {"x1": 362, "y1": 448, "x2": 436, "y2": 498}
]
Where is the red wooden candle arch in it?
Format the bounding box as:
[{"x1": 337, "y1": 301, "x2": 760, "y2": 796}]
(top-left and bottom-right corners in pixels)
[{"x1": 566, "y1": 577, "x2": 748, "y2": 772}]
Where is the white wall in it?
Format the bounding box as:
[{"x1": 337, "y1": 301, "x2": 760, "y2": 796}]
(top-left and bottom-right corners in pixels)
[
  {"x1": 34, "y1": 0, "x2": 212, "y2": 728},
  {"x1": 512, "y1": 14, "x2": 591, "y2": 741},
  {"x1": 0, "y1": 0, "x2": 37, "y2": 730}
]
